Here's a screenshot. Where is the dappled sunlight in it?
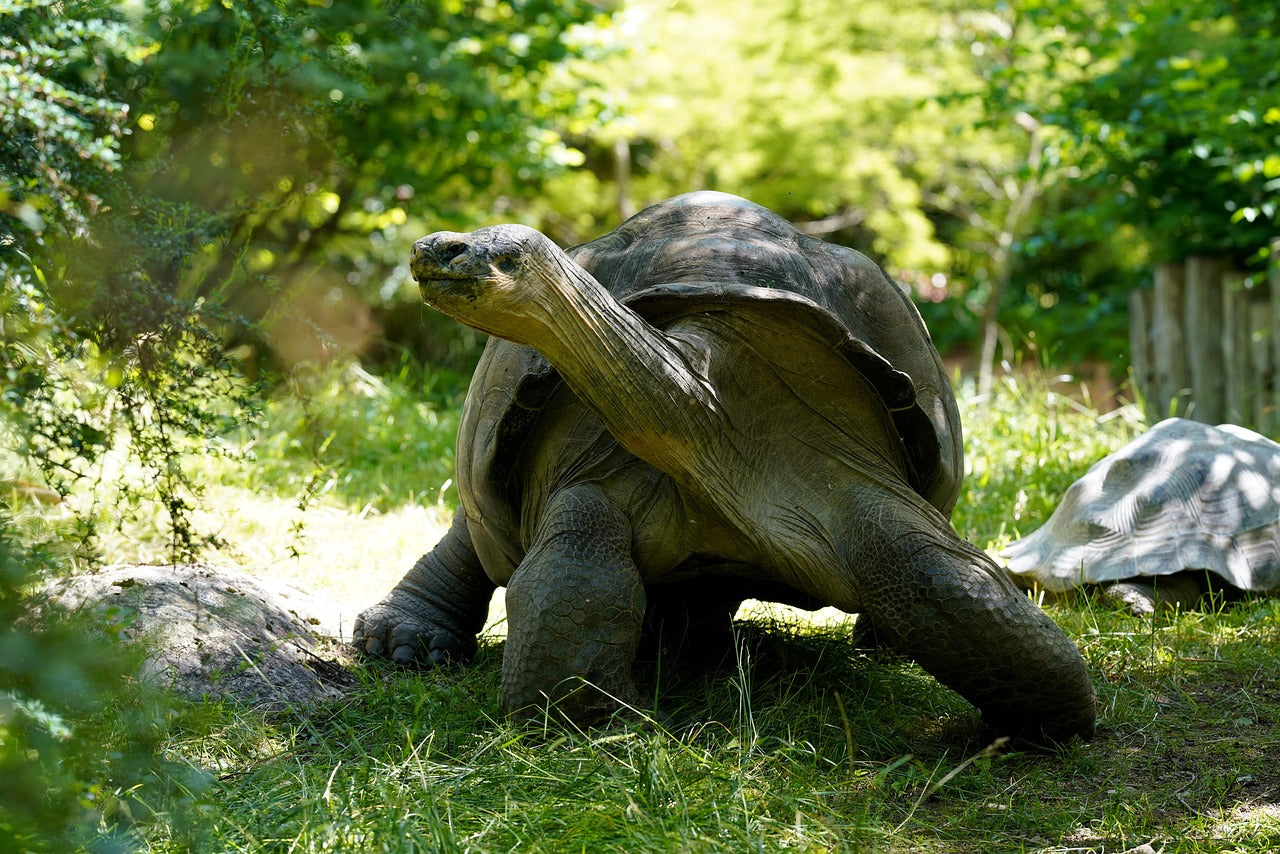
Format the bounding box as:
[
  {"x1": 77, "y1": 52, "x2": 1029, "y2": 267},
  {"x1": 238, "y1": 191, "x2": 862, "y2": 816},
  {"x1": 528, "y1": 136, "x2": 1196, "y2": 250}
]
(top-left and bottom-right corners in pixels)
[
  {"x1": 736, "y1": 599, "x2": 858, "y2": 630},
  {"x1": 197, "y1": 486, "x2": 453, "y2": 614},
  {"x1": 87, "y1": 472, "x2": 455, "y2": 616},
  {"x1": 1215, "y1": 803, "x2": 1280, "y2": 843}
]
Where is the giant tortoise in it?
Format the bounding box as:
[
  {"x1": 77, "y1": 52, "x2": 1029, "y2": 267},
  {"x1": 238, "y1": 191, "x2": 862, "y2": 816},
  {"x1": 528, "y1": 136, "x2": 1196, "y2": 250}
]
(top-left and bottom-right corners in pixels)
[
  {"x1": 354, "y1": 191, "x2": 1095, "y2": 743},
  {"x1": 1004, "y1": 417, "x2": 1280, "y2": 614}
]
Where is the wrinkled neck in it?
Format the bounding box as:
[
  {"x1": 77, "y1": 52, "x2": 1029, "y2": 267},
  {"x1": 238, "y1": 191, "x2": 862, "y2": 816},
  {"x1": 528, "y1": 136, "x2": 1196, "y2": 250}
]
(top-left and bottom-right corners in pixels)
[{"x1": 530, "y1": 254, "x2": 722, "y2": 484}]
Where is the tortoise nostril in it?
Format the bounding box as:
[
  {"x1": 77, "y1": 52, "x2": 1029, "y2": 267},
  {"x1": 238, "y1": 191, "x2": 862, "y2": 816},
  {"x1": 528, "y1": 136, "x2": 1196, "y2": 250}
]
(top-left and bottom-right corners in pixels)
[{"x1": 437, "y1": 240, "x2": 469, "y2": 264}]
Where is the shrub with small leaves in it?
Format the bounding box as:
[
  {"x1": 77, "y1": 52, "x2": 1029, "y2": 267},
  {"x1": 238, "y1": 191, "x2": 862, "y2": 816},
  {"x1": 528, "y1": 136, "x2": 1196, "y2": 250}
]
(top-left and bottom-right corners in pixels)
[{"x1": 0, "y1": 523, "x2": 209, "y2": 850}]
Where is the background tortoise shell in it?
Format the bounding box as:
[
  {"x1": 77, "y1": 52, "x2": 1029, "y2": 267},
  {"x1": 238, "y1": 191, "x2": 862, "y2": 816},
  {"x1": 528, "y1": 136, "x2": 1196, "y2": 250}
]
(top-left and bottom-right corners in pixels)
[{"x1": 1003, "y1": 417, "x2": 1280, "y2": 594}]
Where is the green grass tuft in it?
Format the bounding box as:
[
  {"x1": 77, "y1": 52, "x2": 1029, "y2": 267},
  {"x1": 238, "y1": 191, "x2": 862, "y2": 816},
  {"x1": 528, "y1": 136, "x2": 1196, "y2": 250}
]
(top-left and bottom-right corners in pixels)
[
  {"x1": 224, "y1": 360, "x2": 468, "y2": 513},
  {"x1": 951, "y1": 369, "x2": 1147, "y2": 549}
]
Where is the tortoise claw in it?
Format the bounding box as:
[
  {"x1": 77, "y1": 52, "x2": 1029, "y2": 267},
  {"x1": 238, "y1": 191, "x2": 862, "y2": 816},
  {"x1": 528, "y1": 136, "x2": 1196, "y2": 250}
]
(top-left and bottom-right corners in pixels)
[{"x1": 353, "y1": 595, "x2": 477, "y2": 669}]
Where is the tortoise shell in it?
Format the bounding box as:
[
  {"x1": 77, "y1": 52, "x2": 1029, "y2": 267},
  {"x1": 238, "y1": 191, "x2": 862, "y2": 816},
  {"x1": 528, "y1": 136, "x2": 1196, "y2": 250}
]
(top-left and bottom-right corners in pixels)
[
  {"x1": 1003, "y1": 417, "x2": 1280, "y2": 593},
  {"x1": 455, "y1": 191, "x2": 963, "y2": 559}
]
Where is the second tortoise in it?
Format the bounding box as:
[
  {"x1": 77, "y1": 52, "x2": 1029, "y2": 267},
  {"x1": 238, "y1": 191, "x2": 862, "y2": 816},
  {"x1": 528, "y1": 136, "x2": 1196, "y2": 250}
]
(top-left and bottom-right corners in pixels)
[{"x1": 1004, "y1": 417, "x2": 1280, "y2": 614}]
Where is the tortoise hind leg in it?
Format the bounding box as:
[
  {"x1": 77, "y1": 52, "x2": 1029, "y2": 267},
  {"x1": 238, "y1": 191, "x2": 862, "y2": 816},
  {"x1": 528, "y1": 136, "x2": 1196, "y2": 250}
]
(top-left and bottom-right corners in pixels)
[
  {"x1": 503, "y1": 484, "x2": 647, "y2": 723},
  {"x1": 845, "y1": 506, "x2": 1096, "y2": 746}
]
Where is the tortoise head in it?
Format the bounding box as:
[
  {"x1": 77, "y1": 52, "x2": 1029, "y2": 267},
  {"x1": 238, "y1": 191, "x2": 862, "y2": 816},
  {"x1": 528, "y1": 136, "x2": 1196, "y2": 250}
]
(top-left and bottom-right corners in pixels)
[{"x1": 410, "y1": 224, "x2": 570, "y2": 342}]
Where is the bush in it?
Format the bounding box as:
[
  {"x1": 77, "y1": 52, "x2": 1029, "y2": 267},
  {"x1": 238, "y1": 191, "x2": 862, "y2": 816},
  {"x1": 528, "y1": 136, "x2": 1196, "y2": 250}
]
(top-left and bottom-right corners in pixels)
[{"x1": 0, "y1": 525, "x2": 208, "y2": 850}]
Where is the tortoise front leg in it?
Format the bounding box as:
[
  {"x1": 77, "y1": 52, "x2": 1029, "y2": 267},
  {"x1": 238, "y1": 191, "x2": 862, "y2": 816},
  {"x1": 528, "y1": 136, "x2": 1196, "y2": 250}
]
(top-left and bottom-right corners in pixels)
[
  {"x1": 1100, "y1": 572, "x2": 1206, "y2": 615},
  {"x1": 354, "y1": 510, "x2": 496, "y2": 666},
  {"x1": 846, "y1": 503, "x2": 1096, "y2": 745},
  {"x1": 502, "y1": 484, "x2": 646, "y2": 723}
]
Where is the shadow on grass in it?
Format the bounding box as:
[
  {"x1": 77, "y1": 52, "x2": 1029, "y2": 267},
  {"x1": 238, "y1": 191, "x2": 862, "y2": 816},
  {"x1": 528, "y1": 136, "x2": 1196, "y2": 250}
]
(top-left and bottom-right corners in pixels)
[{"x1": 326, "y1": 615, "x2": 984, "y2": 764}]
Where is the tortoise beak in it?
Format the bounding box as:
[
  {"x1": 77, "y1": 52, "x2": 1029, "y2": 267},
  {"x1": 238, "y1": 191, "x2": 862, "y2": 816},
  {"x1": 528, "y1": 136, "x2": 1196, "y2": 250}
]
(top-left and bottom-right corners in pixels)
[{"x1": 412, "y1": 232, "x2": 494, "y2": 308}]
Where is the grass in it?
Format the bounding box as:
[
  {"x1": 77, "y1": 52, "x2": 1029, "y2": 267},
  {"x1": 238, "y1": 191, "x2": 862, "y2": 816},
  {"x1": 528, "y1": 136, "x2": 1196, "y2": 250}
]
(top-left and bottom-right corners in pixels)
[{"x1": 20, "y1": 362, "x2": 1280, "y2": 851}]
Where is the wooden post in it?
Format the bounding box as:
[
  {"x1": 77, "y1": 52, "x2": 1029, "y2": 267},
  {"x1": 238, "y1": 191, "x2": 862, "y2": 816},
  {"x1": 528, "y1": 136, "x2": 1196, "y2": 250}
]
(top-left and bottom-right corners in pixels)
[
  {"x1": 1271, "y1": 238, "x2": 1280, "y2": 435},
  {"x1": 1152, "y1": 262, "x2": 1189, "y2": 418},
  {"x1": 1222, "y1": 272, "x2": 1250, "y2": 424},
  {"x1": 1185, "y1": 256, "x2": 1226, "y2": 423},
  {"x1": 1249, "y1": 301, "x2": 1274, "y2": 434},
  {"x1": 1128, "y1": 289, "x2": 1154, "y2": 414}
]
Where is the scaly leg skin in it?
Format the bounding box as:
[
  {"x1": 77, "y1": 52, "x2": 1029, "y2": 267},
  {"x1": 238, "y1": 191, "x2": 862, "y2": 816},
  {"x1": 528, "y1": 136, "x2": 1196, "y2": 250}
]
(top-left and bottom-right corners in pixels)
[
  {"x1": 353, "y1": 511, "x2": 496, "y2": 666},
  {"x1": 1101, "y1": 572, "x2": 1205, "y2": 616},
  {"x1": 502, "y1": 484, "x2": 646, "y2": 724},
  {"x1": 848, "y1": 506, "x2": 1096, "y2": 746}
]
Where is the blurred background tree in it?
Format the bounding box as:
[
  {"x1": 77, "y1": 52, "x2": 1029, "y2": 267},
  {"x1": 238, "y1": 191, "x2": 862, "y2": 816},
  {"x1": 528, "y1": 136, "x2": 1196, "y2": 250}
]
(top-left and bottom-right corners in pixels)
[
  {"x1": 9, "y1": 0, "x2": 1276, "y2": 418},
  {"x1": 118, "y1": 0, "x2": 612, "y2": 371},
  {"x1": 1025, "y1": 0, "x2": 1279, "y2": 265},
  {"x1": 534, "y1": 0, "x2": 959, "y2": 269}
]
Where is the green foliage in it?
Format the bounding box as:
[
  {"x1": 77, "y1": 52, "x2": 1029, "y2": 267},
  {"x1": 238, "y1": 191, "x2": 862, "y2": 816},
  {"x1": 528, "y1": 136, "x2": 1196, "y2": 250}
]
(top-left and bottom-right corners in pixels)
[
  {"x1": 950, "y1": 369, "x2": 1147, "y2": 545},
  {"x1": 914, "y1": 0, "x2": 1280, "y2": 371},
  {"x1": 0, "y1": 0, "x2": 133, "y2": 241},
  {"x1": 5, "y1": 0, "x2": 616, "y2": 564},
  {"x1": 0, "y1": 0, "x2": 133, "y2": 377},
  {"x1": 0, "y1": 10, "x2": 208, "y2": 841},
  {"x1": 2, "y1": 0, "x2": 261, "y2": 561},
  {"x1": 1023, "y1": 0, "x2": 1280, "y2": 263},
  {"x1": 118, "y1": 0, "x2": 611, "y2": 368},
  {"x1": 909, "y1": 3, "x2": 1147, "y2": 375},
  {"x1": 539, "y1": 0, "x2": 968, "y2": 272},
  {"x1": 0, "y1": 525, "x2": 206, "y2": 851}
]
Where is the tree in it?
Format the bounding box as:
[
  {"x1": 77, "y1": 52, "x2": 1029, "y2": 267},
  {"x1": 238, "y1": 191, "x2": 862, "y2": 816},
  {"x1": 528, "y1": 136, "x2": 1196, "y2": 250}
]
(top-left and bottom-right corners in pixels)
[
  {"x1": 537, "y1": 0, "x2": 1139, "y2": 379},
  {"x1": 1028, "y1": 0, "x2": 1280, "y2": 264},
  {"x1": 119, "y1": 0, "x2": 610, "y2": 368},
  {"x1": 3, "y1": 0, "x2": 614, "y2": 552},
  {"x1": 537, "y1": 0, "x2": 974, "y2": 274},
  {"x1": 917, "y1": 7, "x2": 1053, "y2": 398},
  {"x1": 2, "y1": 0, "x2": 263, "y2": 559},
  {"x1": 2, "y1": 0, "x2": 141, "y2": 506}
]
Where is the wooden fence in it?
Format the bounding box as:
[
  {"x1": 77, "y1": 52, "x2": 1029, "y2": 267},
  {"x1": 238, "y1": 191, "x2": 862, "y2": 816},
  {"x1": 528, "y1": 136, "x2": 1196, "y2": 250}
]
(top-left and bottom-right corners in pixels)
[{"x1": 1128, "y1": 239, "x2": 1280, "y2": 435}]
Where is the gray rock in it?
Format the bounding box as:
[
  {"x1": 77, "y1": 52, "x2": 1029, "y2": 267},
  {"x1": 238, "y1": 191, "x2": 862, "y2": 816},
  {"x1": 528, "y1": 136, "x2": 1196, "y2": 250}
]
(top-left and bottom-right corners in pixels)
[{"x1": 42, "y1": 564, "x2": 355, "y2": 710}]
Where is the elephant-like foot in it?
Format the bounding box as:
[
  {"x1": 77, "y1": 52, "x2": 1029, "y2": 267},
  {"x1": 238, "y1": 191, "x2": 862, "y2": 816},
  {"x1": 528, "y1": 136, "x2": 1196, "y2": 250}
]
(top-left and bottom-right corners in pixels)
[
  {"x1": 502, "y1": 484, "x2": 647, "y2": 724},
  {"x1": 353, "y1": 591, "x2": 479, "y2": 667},
  {"x1": 353, "y1": 511, "x2": 495, "y2": 669},
  {"x1": 849, "y1": 511, "x2": 1096, "y2": 746}
]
